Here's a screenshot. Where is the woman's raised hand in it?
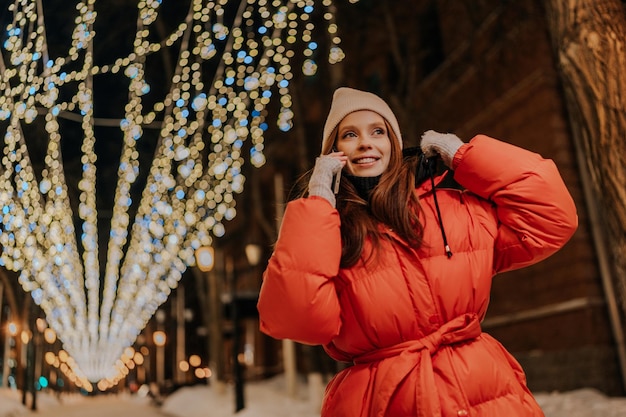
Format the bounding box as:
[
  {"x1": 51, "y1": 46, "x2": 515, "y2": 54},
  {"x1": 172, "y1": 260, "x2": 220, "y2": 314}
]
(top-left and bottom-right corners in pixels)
[
  {"x1": 308, "y1": 152, "x2": 347, "y2": 207},
  {"x1": 420, "y1": 130, "x2": 464, "y2": 168}
]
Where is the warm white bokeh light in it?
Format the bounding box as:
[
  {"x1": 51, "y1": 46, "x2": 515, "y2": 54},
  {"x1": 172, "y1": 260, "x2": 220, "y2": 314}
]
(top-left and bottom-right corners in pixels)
[{"x1": 0, "y1": 0, "x2": 355, "y2": 387}]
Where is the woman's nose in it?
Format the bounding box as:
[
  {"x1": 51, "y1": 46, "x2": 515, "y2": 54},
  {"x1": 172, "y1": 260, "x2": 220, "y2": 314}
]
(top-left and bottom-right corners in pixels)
[{"x1": 357, "y1": 136, "x2": 374, "y2": 148}]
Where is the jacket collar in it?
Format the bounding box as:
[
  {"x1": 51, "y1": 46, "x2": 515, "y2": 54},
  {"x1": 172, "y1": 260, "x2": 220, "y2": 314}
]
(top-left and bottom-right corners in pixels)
[{"x1": 416, "y1": 170, "x2": 451, "y2": 197}]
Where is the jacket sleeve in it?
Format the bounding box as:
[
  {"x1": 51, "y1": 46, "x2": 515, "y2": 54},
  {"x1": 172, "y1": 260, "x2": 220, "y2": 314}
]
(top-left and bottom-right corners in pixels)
[
  {"x1": 452, "y1": 135, "x2": 578, "y2": 274},
  {"x1": 257, "y1": 196, "x2": 342, "y2": 345}
]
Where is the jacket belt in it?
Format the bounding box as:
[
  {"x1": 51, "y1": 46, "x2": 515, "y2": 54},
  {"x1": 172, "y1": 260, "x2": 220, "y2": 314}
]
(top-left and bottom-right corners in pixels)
[{"x1": 352, "y1": 313, "x2": 482, "y2": 417}]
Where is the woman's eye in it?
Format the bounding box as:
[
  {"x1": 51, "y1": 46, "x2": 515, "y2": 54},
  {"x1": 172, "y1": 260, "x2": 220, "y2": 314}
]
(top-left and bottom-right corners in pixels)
[
  {"x1": 341, "y1": 131, "x2": 356, "y2": 139},
  {"x1": 373, "y1": 128, "x2": 385, "y2": 135}
]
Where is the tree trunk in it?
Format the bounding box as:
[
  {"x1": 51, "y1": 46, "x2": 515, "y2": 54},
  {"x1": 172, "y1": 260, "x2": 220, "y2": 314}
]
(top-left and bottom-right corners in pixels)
[
  {"x1": 544, "y1": 0, "x2": 626, "y2": 389},
  {"x1": 544, "y1": 0, "x2": 626, "y2": 308}
]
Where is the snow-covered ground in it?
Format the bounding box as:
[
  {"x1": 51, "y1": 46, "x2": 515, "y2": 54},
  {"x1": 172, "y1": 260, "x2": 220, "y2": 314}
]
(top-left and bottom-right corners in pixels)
[{"x1": 2, "y1": 375, "x2": 626, "y2": 416}]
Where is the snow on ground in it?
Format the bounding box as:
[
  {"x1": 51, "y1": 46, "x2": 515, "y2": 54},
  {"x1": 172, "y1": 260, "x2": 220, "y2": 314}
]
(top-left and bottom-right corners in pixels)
[
  {"x1": 534, "y1": 388, "x2": 626, "y2": 417},
  {"x1": 161, "y1": 375, "x2": 322, "y2": 417},
  {"x1": 2, "y1": 376, "x2": 626, "y2": 416}
]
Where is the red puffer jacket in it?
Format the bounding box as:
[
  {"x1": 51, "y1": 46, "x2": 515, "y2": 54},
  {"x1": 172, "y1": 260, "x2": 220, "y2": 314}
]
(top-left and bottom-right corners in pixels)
[{"x1": 257, "y1": 135, "x2": 578, "y2": 417}]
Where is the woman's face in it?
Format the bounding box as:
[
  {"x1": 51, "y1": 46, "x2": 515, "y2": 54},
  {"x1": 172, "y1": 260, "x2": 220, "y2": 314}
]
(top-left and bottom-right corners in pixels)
[{"x1": 335, "y1": 110, "x2": 392, "y2": 177}]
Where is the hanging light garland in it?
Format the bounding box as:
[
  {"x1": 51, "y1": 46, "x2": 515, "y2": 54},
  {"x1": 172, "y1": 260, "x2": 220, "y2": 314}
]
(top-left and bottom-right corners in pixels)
[{"x1": 0, "y1": 0, "x2": 357, "y2": 384}]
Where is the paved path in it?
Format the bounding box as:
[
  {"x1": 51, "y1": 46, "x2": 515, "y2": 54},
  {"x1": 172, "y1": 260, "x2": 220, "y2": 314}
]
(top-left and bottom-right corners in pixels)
[{"x1": 19, "y1": 396, "x2": 173, "y2": 417}]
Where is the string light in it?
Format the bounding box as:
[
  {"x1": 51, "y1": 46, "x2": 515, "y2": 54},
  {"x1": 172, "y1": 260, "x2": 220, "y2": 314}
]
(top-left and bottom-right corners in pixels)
[{"x1": 0, "y1": 0, "x2": 357, "y2": 384}]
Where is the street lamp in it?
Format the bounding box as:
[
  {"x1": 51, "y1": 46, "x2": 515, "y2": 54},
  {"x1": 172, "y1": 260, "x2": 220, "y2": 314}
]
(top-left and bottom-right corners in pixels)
[
  {"x1": 153, "y1": 330, "x2": 167, "y2": 391},
  {"x1": 232, "y1": 243, "x2": 262, "y2": 413},
  {"x1": 20, "y1": 327, "x2": 32, "y2": 407},
  {"x1": 197, "y1": 246, "x2": 225, "y2": 391},
  {"x1": 2, "y1": 321, "x2": 18, "y2": 388},
  {"x1": 231, "y1": 257, "x2": 244, "y2": 413},
  {"x1": 31, "y1": 318, "x2": 47, "y2": 411}
]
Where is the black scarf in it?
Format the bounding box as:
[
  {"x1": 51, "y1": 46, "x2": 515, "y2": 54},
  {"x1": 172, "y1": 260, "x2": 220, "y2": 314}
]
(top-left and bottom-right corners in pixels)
[{"x1": 344, "y1": 174, "x2": 381, "y2": 201}]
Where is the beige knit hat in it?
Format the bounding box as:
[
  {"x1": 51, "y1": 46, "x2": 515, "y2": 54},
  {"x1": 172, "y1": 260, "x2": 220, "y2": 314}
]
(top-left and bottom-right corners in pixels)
[{"x1": 321, "y1": 87, "x2": 403, "y2": 153}]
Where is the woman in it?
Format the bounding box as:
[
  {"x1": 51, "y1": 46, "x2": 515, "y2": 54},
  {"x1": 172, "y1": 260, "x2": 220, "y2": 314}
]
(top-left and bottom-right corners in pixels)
[{"x1": 257, "y1": 87, "x2": 578, "y2": 416}]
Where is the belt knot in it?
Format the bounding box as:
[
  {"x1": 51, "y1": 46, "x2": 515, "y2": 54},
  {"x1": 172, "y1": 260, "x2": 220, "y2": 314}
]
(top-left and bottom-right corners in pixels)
[{"x1": 351, "y1": 313, "x2": 482, "y2": 417}]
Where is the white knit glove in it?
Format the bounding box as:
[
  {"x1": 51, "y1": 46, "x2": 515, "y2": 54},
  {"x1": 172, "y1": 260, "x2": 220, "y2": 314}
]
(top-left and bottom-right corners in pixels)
[
  {"x1": 308, "y1": 155, "x2": 344, "y2": 207},
  {"x1": 420, "y1": 130, "x2": 464, "y2": 168}
]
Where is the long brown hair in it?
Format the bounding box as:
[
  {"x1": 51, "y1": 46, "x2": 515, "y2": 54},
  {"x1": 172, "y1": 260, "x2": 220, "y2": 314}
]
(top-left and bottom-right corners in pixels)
[{"x1": 304, "y1": 120, "x2": 425, "y2": 268}]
